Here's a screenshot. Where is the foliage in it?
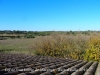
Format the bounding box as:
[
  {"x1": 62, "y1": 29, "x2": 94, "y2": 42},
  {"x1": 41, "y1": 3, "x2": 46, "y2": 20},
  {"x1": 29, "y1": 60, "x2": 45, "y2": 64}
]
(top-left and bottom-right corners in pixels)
[
  {"x1": 24, "y1": 34, "x2": 35, "y2": 38},
  {"x1": 1, "y1": 30, "x2": 100, "y2": 62},
  {"x1": 84, "y1": 36, "x2": 100, "y2": 62},
  {"x1": 33, "y1": 33, "x2": 88, "y2": 60}
]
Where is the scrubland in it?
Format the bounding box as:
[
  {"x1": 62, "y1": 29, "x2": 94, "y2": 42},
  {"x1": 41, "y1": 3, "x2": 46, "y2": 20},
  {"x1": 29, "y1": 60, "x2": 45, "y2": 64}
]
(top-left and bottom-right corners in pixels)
[{"x1": 0, "y1": 32, "x2": 100, "y2": 61}]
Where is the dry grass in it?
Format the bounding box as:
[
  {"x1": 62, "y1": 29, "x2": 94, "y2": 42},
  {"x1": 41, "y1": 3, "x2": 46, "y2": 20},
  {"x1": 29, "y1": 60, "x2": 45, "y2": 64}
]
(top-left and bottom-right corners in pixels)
[
  {"x1": 33, "y1": 32, "x2": 100, "y2": 61},
  {"x1": 33, "y1": 33, "x2": 89, "y2": 59},
  {"x1": 0, "y1": 38, "x2": 35, "y2": 54},
  {"x1": 1, "y1": 32, "x2": 100, "y2": 61}
]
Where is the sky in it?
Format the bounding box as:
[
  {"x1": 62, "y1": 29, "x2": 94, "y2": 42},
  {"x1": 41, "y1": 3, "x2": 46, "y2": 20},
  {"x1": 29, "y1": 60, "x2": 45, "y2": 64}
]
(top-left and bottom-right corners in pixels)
[{"x1": 0, "y1": 0, "x2": 100, "y2": 31}]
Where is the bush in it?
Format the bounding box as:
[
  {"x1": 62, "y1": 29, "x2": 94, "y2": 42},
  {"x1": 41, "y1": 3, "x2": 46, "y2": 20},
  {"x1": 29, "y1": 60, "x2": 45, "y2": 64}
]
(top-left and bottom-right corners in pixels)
[
  {"x1": 33, "y1": 33, "x2": 87, "y2": 59},
  {"x1": 0, "y1": 37, "x2": 7, "y2": 40},
  {"x1": 24, "y1": 34, "x2": 35, "y2": 38},
  {"x1": 33, "y1": 33, "x2": 100, "y2": 61},
  {"x1": 84, "y1": 36, "x2": 100, "y2": 62}
]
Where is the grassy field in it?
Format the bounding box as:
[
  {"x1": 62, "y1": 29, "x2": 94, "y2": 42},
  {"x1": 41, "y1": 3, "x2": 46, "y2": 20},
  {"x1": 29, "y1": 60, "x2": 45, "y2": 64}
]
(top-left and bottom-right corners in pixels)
[
  {"x1": 0, "y1": 32, "x2": 100, "y2": 62},
  {"x1": 0, "y1": 38, "x2": 35, "y2": 54}
]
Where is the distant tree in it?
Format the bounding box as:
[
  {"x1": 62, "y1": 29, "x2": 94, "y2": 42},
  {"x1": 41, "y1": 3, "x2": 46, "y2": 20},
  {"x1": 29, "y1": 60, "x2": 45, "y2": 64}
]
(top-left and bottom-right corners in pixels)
[{"x1": 24, "y1": 34, "x2": 35, "y2": 38}]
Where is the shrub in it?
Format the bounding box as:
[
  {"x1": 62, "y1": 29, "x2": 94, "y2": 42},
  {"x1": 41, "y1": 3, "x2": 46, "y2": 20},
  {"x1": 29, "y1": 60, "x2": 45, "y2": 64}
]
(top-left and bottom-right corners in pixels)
[
  {"x1": 33, "y1": 33, "x2": 88, "y2": 60},
  {"x1": 84, "y1": 36, "x2": 100, "y2": 62},
  {"x1": 24, "y1": 34, "x2": 35, "y2": 38}
]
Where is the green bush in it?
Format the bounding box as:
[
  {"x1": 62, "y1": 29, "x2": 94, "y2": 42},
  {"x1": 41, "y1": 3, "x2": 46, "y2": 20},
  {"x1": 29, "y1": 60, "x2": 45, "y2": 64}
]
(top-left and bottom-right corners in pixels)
[{"x1": 24, "y1": 34, "x2": 35, "y2": 38}]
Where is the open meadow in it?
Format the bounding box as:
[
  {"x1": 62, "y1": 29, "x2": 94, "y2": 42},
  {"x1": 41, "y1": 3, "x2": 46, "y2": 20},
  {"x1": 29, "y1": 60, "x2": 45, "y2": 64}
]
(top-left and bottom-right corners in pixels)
[{"x1": 0, "y1": 38, "x2": 35, "y2": 54}]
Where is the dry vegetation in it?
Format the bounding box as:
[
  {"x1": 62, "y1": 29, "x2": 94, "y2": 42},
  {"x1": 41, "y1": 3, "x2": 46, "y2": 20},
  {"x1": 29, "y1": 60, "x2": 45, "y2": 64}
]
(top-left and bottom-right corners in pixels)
[
  {"x1": 33, "y1": 32, "x2": 100, "y2": 62},
  {"x1": 0, "y1": 38, "x2": 35, "y2": 54},
  {"x1": 0, "y1": 32, "x2": 100, "y2": 62}
]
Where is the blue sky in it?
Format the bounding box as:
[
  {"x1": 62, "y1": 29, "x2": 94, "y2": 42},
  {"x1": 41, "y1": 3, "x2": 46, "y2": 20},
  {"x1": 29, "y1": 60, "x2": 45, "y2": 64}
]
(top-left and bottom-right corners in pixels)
[{"x1": 0, "y1": 0, "x2": 100, "y2": 31}]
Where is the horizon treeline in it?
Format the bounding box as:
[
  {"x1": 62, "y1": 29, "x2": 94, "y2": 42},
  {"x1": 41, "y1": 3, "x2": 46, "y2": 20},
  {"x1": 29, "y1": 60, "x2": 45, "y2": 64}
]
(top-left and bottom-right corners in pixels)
[
  {"x1": 0, "y1": 30, "x2": 100, "y2": 39},
  {"x1": 0, "y1": 30, "x2": 100, "y2": 34}
]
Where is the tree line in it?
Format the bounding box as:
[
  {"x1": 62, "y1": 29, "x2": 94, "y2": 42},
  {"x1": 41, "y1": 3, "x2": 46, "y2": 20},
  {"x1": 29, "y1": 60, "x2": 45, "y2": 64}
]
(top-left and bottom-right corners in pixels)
[{"x1": 0, "y1": 30, "x2": 100, "y2": 40}]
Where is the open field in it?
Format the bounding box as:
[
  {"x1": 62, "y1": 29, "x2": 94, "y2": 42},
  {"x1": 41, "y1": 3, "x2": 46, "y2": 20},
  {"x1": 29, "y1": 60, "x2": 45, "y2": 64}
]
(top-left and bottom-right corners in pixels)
[
  {"x1": 0, "y1": 38, "x2": 35, "y2": 54},
  {"x1": 0, "y1": 31, "x2": 100, "y2": 75},
  {"x1": 0, "y1": 53, "x2": 99, "y2": 75},
  {"x1": 1, "y1": 32, "x2": 100, "y2": 61}
]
